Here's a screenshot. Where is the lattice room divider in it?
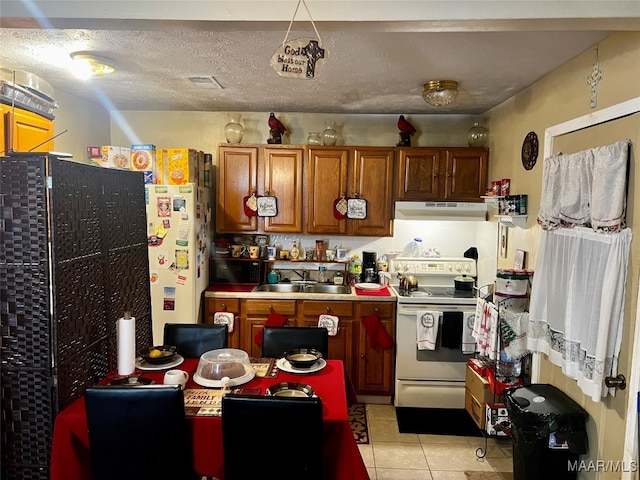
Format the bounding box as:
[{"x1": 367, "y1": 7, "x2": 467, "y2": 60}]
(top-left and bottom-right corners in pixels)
[{"x1": 0, "y1": 153, "x2": 152, "y2": 480}]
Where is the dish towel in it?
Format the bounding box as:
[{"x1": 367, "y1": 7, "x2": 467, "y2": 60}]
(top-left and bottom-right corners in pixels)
[
  {"x1": 360, "y1": 314, "x2": 394, "y2": 349},
  {"x1": 213, "y1": 311, "x2": 234, "y2": 333},
  {"x1": 416, "y1": 310, "x2": 439, "y2": 351},
  {"x1": 254, "y1": 312, "x2": 287, "y2": 345},
  {"x1": 500, "y1": 310, "x2": 530, "y2": 359},
  {"x1": 462, "y1": 311, "x2": 477, "y2": 354},
  {"x1": 441, "y1": 312, "x2": 463, "y2": 349},
  {"x1": 318, "y1": 314, "x2": 339, "y2": 336}
]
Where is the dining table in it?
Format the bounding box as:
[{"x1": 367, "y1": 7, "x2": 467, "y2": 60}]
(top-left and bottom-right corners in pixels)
[{"x1": 49, "y1": 358, "x2": 369, "y2": 480}]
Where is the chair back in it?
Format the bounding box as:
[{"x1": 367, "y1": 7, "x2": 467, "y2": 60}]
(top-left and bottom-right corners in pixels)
[
  {"x1": 85, "y1": 385, "x2": 194, "y2": 480},
  {"x1": 261, "y1": 326, "x2": 329, "y2": 359},
  {"x1": 163, "y1": 323, "x2": 228, "y2": 358},
  {"x1": 221, "y1": 394, "x2": 323, "y2": 480}
]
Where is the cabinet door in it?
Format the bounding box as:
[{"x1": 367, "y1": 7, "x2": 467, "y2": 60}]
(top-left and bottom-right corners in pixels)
[
  {"x1": 395, "y1": 148, "x2": 440, "y2": 200},
  {"x1": 216, "y1": 146, "x2": 259, "y2": 232},
  {"x1": 1, "y1": 105, "x2": 54, "y2": 153},
  {"x1": 443, "y1": 148, "x2": 489, "y2": 201},
  {"x1": 262, "y1": 147, "x2": 304, "y2": 233},
  {"x1": 240, "y1": 299, "x2": 297, "y2": 357},
  {"x1": 355, "y1": 302, "x2": 395, "y2": 395},
  {"x1": 299, "y1": 300, "x2": 354, "y2": 375},
  {"x1": 349, "y1": 148, "x2": 394, "y2": 236},
  {"x1": 305, "y1": 147, "x2": 349, "y2": 234},
  {"x1": 204, "y1": 298, "x2": 241, "y2": 349}
]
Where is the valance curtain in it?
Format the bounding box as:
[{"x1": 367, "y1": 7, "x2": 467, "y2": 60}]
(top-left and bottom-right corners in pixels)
[
  {"x1": 529, "y1": 139, "x2": 632, "y2": 401},
  {"x1": 537, "y1": 140, "x2": 629, "y2": 232}
]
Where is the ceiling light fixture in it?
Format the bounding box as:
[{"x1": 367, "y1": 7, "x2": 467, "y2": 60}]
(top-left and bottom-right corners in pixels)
[
  {"x1": 70, "y1": 52, "x2": 115, "y2": 79},
  {"x1": 422, "y1": 80, "x2": 459, "y2": 107}
]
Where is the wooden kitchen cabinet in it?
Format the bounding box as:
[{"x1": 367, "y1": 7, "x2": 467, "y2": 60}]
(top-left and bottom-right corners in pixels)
[
  {"x1": 1, "y1": 104, "x2": 54, "y2": 154},
  {"x1": 204, "y1": 298, "x2": 241, "y2": 349},
  {"x1": 306, "y1": 146, "x2": 394, "y2": 237},
  {"x1": 240, "y1": 299, "x2": 297, "y2": 357},
  {"x1": 299, "y1": 300, "x2": 355, "y2": 377},
  {"x1": 396, "y1": 147, "x2": 488, "y2": 202},
  {"x1": 354, "y1": 301, "x2": 395, "y2": 395},
  {"x1": 216, "y1": 145, "x2": 303, "y2": 234}
]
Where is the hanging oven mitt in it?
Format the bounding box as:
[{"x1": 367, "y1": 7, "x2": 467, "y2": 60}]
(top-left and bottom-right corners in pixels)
[
  {"x1": 254, "y1": 312, "x2": 287, "y2": 345},
  {"x1": 257, "y1": 195, "x2": 278, "y2": 217},
  {"x1": 213, "y1": 311, "x2": 234, "y2": 333},
  {"x1": 347, "y1": 197, "x2": 367, "y2": 219},
  {"x1": 333, "y1": 195, "x2": 348, "y2": 219},
  {"x1": 360, "y1": 313, "x2": 393, "y2": 349},
  {"x1": 317, "y1": 314, "x2": 339, "y2": 336},
  {"x1": 243, "y1": 193, "x2": 259, "y2": 217}
]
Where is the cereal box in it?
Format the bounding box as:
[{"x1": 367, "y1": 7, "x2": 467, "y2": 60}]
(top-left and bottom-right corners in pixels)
[
  {"x1": 130, "y1": 144, "x2": 156, "y2": 172},
  {"x1": 87, "y1": 146, "x2": 105, "y2": 167},
  {"x1": 101, "y1": 146, "x2": 130, "y2": 170},
  {"x1": 155, "y1": 148, "x2": 167, "y2": 184},
  {"x1": 166, "y1": 148, "x2": 197, "y2": 185}
]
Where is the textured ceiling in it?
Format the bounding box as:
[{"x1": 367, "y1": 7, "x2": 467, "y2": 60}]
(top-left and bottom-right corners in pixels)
[{"x1": 0, "y1": 1, "x2": 637, "y2": 114}]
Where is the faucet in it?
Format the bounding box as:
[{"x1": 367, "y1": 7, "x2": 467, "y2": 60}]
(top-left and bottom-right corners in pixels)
[{"x1": 291, "y1": 269, "x2": 311, "y2": 283}]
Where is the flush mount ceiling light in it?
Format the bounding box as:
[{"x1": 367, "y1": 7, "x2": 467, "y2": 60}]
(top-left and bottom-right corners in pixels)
[
  {"x1": 70, "y1": 52, "x2": 115, "y2": 79},
  {"x1": 422, "y1": 80, "x2": 459, "y2": 107}
]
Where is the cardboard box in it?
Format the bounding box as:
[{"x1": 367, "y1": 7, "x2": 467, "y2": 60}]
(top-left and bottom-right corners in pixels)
[
  {"x1": 465, "y1": 365, "x2": 494, "y2": 429},
  {"x1": 101, "y1": 146, "x2": 130, "y2": 170},
  {"x1": 155, "y1": 148, "x2": 166, "y2": 184},
  {"x1": 130, "y1": 144, "x2": 155, "y2": 172},
  {"x1": 87, "y1": 146, "x2": 105, "y2": 167},
  {"x1": 166, "y1": 148, "x2": 197, "y2": 185},
  {"x1": 485, "y1": 403, "x2": 512, "y2": 437}
]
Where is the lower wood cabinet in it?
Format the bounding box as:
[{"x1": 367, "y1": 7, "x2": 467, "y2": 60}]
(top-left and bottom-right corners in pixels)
[{"x1": 205, "y1": 296, "x2": 396, "y2": 396}]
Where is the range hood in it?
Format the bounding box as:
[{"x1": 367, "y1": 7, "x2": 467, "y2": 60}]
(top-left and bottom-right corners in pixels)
[{"x1": 394, "y1": 201, "x2": 488, "y2": 221}]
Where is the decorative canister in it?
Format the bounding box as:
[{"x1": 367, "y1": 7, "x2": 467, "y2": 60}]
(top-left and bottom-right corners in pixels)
[
  {"x1": 496, "y1": 270, "x2": 530, "y2": 296},
  {"x1": 307, "y1": 132, "x2": 322, "y2": 145},
  {"x1": 467, "y1": 122, "x2": 488, "y2": 148},
  {"x1": 321, "y1": 122, "x2": 338, "y2": 146},
  {"x1": 494, "y1": 292, "x2": 528, "y2": 313},
  {"x1": 224, "y1": 114, "x2": 244, "y2": 143}
]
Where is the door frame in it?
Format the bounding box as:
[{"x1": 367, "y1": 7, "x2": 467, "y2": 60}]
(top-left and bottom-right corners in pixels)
[{"x1": 541, "y1": 96, "x2": 640, "y2": 479}]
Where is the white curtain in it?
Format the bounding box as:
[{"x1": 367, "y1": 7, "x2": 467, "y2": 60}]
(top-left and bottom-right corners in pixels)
[{"x1": 528, "y1": 226, "x2": 632, "y2": 401}]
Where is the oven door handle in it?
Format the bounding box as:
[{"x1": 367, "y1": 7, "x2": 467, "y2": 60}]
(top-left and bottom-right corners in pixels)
[{"x1": 397, "y1": 305, "x2": 474, "y2": 315}]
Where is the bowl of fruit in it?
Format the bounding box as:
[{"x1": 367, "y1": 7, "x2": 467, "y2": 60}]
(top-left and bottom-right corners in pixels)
[{"x1": 139, "y1": 345, "x2": 177, "y2": 365}]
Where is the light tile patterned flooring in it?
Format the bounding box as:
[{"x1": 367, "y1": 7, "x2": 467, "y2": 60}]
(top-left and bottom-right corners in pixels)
[{"x1": 360, "y1": 404, "x2": 514, "y2": 480}]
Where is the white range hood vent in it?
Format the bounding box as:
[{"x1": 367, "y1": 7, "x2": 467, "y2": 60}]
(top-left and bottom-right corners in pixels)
[{"x1": 394, "y1": 201, "x2": 487, "y2": 221}]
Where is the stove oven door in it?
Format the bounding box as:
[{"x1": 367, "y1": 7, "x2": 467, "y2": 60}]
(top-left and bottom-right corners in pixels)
[{"x1": 395, "y1": 303, "x2": 476, "y2": 408}]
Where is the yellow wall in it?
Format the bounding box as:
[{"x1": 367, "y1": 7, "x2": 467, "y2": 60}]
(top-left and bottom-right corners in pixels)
[{"x1": 487, "y1": 31, "x2": 640, "y2": 478}]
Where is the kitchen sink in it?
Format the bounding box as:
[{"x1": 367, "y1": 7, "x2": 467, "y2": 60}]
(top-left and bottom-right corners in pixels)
[
  {"x1": 253, "y1": 284, "x2": 303, "y2": 293},
  {"x1": 303, "y1": 284, "x2": 351, "y2": 294},
  {"x1": 253, "y1": 284, "x2": 351, "y2": 294}
]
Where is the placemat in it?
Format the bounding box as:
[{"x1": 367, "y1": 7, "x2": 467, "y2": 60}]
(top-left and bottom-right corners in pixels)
[
  {"x1": 250, "y1": 357, "x2": 277, "y2": 378},
  {"x1": 184, "y1": 388, "x2": 261, "y2": 416},
  {"x1": 355, "y1": 286, "x2": 391, "y2": 296}
]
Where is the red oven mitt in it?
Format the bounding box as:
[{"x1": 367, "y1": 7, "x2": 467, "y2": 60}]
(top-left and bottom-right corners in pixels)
[
  {"x1": 254, "y1": 312, "x2": 288, "y2": 345},
  {"x1": 360, "y1": 314, "x2": 394, "y2": 349}
]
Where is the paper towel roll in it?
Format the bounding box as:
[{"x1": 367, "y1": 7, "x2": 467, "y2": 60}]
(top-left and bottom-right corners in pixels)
[{"x1": 117, "y1": 314, "x2": 136, "y2": 376}]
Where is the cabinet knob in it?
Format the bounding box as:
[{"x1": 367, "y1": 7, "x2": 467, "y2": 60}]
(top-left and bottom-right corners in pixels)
[
  {"x1": 269, "y1": 305, "x2": 274, "y2": 313},
  {"x1": 221, "y1": 303, "x2": 227, "y2": 311},
  {"x1": 374, "y1": 307, "x2": 379, "y2": 313},
  {"x1": 326, "y1": 306, "x2": 332, "y2": 313}
]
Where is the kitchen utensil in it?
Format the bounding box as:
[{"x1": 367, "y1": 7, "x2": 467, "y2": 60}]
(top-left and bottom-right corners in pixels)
[
  {"x1": 139, "y1": 345, "x2": 177, "y2": 365},
  {"x1": 397, "y1": 273, "x2": 418, "y2": 292},
  {"x1": 284, "y1": 348, "x2": 323, "y2": 369},
  {"x1": 266, "y1": 382, "x2": 315, "y2": 397},
  {"x1": 454, "y1": 275, "x2": 475, "y2": 291}
]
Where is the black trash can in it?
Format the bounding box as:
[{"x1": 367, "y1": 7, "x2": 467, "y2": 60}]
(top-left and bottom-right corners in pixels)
[{"x1": 503, "y1": 384, "x2": 588, "y2": 480}]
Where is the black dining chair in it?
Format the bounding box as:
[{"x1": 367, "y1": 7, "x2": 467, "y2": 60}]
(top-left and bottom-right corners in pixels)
[
  {"x1": 84, "y1": 385, "x2": 196, "y2": 480},
  {"x1": 221, "y1": 394, "x2": 323, "y2": 480},
  {"x1": 163, "y1": 323, "x2": 228, "y2": 358},
  {"x1": 261, "y1": 326, "x2": 329, "y2": 359}
]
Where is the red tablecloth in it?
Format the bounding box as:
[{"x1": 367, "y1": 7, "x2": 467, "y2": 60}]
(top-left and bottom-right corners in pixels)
[{"x1": 49, "y1": 359, "x2": 368, "y2": 480}]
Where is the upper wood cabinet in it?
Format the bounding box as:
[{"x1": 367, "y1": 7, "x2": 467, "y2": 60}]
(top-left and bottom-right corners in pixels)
[
  {"x1": 216, "y1": 145, "x2": 303, "y2": 234},
  {"x1": 1, "y1": 104, "x2": 54, "y2": 154},
  {"x1": 396, "y1": 147, "x2": 488, "y2": 202},
  {"x1": 306, "y1": 146, "x2": 394, "y2": 237}
]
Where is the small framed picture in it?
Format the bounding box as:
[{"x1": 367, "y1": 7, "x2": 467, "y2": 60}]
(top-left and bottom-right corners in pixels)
[
  {"x1": 500, "y1": 224, "x2": 508, "y2": 258},
  {"x1": 514, "y1": 249, "x2": 526, "y2": 270}
]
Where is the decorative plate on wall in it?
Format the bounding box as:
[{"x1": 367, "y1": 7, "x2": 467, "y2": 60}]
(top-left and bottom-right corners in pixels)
[{"x1": 521, "y1": 131, "x2": 539, "y2": 170}]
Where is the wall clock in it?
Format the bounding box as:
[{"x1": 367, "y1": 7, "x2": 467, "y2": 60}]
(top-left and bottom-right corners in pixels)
[{"x1": 521, "y1": 131, "x2": 539, "y2": 170}]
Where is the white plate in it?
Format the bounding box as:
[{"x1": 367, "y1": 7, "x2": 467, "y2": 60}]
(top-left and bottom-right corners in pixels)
[
  {"x1": 193, "y1": 368, "x2": 255, "y2": 388},
  {"x1": 135, "y1": 354, "x2": 184, "y2": 371},
  {"x1": 276, "y1": 357, "x2": 327, "y2": 374},
  {"x1": 355, "y1": 283, "x2": 382, "y2": 290}
]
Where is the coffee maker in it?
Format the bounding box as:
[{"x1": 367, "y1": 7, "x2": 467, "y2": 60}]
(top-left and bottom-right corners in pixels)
[{"x1": 362, "y1": 251, "x2": 378, "y2": 283}]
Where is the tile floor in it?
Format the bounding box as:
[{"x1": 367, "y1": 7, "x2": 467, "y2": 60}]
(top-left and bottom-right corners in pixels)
[{"x1": 359, "y1": 404, "x2": 514, "y2": 480}]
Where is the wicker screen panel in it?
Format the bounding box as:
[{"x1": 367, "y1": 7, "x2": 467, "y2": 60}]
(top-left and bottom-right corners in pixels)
[
  {"x1": 0, "y1": 369, "x2": 52, "y2": 479},
  {"x1": 102, "y1": 168, "x2": 149, "y2": 248}
]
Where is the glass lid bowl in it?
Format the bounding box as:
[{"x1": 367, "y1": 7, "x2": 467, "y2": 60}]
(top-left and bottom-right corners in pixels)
[{"x1": 193, "y1": 348, "x2": 255, "y2": 387}]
